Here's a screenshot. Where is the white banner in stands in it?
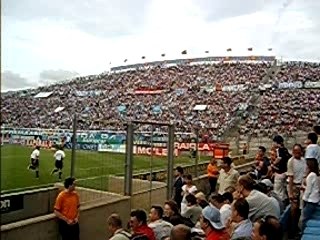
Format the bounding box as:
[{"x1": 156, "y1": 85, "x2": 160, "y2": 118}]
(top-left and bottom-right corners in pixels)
[
  {"x1": 222, "y1": 84, "x2": 246, "y2": 92},
  {"x1": 304, "y1": 81, "x2": 320, "y2": 89},
  {"x1": 98, "y1": 144, "x2": 126, "y2": 153},
  {"x1": 278, "y1": 81, "x2": 303, "y2": 89}
]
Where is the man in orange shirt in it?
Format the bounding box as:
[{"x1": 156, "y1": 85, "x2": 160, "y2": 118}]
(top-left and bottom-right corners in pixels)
[
  {"x1": 207, "y1": 158, "x2": 219, "y2": 194},
  {"x1": 54, "y1": 177, "x2": 80, "y2": 240}
]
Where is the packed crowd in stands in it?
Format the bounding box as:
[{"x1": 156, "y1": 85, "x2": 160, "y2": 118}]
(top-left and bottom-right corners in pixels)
[
  {"x1": 1, "y1": 59, "x2": 320, "y2": 139},
  {"x1": 92, "y1": 130, "x2": 319, "y2": 240},
  {"x1": 239, "y1": 90, "x2": 320, "y2": 137},
  {"x1": 272, "y1": 61, "x2": 320, "y2": 84}
]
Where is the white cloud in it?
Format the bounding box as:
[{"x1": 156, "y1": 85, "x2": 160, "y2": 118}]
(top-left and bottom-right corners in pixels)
[{"x1": 2, "y1": 0, "x2": 320, "y2": 91}]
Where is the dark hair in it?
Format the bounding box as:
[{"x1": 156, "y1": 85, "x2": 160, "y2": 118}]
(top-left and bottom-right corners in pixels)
[
  {"x1": 222, "y1": 156, "x2": 232, "y2": 166},
  {"x1": 36, "y1": 146, "x2": 40, "y2": 150},
  {"x1": 258, "y1": 146, "x2": 266, "y2": 153},
  {"x1": 222, "y1": 192, "x2": 233, "y2": 203},
  {"x1": 151, "y1": 205, "x2": 164, "y2": 219},
  {"x1": 233, "y1": 199, "x2": 249, "y2": 219},
  {"x1": 107, "y1": 213, "x2": 122, "y2": 228},
  {"x1": 306, "y1": 158, "x2": 320, "y2": 176},
  {"x1": 248, "y1": 172, "x2": 258, "y2": 180},
  {"x1": 254, "y1": 182, "x2": 268, "y2": 194},
  {"x1": 164, "y1": 200, "x2": 179, "y2": 215},
  {"x1": 130, "y1": 209, "x2": 147, "y2": 224},
  {"x1": 238, "y1": 174, "x2": 255, "y2": 191},
  {"x1": 185, "y1": 174, "x2": 193, "y2": 181},
  {"x1": 210, "y1": 193, "x2": 225, "y2": 204},
  {"x1": 256, "y1": 216, "x2": 282, "y2": 240},
  {"x1": 293, "y1": 143, "x2": 303, "y2": 151},
  {"x1": 64, "y1": 177, "x2": 75, "y2": 188},
  {"x1": 273, "y1": 135, "x2": 284, "y2": 145},
  {"x1": 313, "y1": 126, "x2": 320, "y2": 135},
  {"x1": 176, "y1": 166, "x2": 184, "y2": 174},
  {"x1": 308, "y1": 132, "x2": 318, "y2": 144},
  {"x1": 186, "y1": 194, "x2": 197, "y2": 205}
]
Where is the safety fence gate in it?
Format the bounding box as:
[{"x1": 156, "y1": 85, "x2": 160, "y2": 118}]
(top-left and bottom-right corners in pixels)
[{"x1": 124, "y1": 120, "x2": 175, "y2": 209}]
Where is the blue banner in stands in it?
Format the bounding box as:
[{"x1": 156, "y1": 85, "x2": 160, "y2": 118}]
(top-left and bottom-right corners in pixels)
[
  {"x1": 117, "y1": 105, "x2": 127, "y2": 113},
  {"x1": 152, "y1": 105, "x2": 161, "y2": 114}
]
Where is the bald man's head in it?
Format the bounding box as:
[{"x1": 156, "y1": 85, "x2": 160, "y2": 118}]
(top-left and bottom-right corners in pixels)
[{"x1": 170, "y1": 224, "x2": 191, "y2": 240}]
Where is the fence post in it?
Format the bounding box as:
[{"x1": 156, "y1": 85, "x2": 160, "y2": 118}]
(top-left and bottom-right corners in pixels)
[
  {"x1": 195, "y1": 127, "x2": 199, "y2": 178},
  {"x1": 70, "y1": 114, "x2": 77, "y2": 178},
  {"x1": 125, "y1": 122, "x2": 134, "y2": 196},
  {"x1": 167, "y1": 124, "x2": 175, "y2": 200}
]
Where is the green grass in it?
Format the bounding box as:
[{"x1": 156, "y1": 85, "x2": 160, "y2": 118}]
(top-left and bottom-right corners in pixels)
[{"x1": 1, "y1": 144, "x2": 210, "y2": 193}]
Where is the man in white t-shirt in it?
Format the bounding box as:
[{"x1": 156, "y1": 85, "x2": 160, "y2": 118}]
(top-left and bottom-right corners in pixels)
[
  {"x1": 305, "y1": 132, "x2": 320, "y2": 165},
  {"x1": 286, "y1": 144, "x2": 305, "y2": 239},
  {"x1": 28, "y1": 145, "x2": 40, "y2": 178},
  {"x1": 217, "y1": 157, "x2": 239, "y2": 194},
  {"x1": 51, "y1": 146, "x2": 66, "y2": 180}
]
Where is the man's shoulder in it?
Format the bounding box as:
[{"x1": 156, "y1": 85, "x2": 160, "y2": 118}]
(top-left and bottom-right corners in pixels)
[
  {"x1": 111, "y1": 230, "x2": 132, "y2": 240},
  {"x1": 231, "y1": 168, "x2": 240, "y2": 175}
]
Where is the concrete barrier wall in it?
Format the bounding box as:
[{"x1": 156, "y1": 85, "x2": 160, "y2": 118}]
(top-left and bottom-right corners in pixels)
[
  {"x1": 131, "y1": 186, "x2": 167, "y2": 211},
  {"x1": 108, "y1": 176, "x2": 167, "y2": 211},
  {"x1": 1, "y1": 187, "x2": 59, "y2": 225},
  {"x1": 108, "y1": 175, "x2": 166, "y2": 194},
  {"x1": 1, "y1": 189, "x2": 131, "y2": 240}
]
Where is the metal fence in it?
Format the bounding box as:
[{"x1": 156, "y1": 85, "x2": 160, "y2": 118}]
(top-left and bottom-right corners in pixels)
[{"x1": 123, "y1": 121, "x2": 175, "y2": 209}]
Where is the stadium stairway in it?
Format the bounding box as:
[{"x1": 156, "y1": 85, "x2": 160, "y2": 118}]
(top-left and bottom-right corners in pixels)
[{"x1": 301, "y1": 205, "x2": 320, "y2": 240}]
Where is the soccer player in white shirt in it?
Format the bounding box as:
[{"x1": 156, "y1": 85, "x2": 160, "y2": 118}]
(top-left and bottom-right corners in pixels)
[
  {"x1": 51, "y1": 146, "x2": 66, "y2": 180},
  {"x1": 28, "y1": 145, "x2": 40, "y2": 178}
]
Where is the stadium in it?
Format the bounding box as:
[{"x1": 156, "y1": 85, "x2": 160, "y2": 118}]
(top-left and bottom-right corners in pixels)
[
  {"x1": 2, "y1": 1, "x2": 320, "y2": 239},
  {"x1": 1, "y1": 52, "x2": 320, "y2": 239}
]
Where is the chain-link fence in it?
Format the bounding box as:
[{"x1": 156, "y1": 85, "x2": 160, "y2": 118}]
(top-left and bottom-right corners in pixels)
[{"x1": 72, "y1": 119, "x2": 127, "y2": 203}]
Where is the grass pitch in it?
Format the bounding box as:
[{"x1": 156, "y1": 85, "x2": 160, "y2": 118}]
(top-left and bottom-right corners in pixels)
[{"x1": 1, "y1": 144, "x2": 209, "y2": 193}]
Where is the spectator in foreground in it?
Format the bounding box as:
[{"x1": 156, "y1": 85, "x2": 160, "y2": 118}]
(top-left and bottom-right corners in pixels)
[
  {"x1": 182, "y1": 194, "x2": 202, "y2": 226},
  {"x1": 301, "y1": 158, "x2": 320, "y2": 231},
  {"x1": 286, "y1": 143, "x2": 305, "y2": 238},
  {"x1": 251, "y1": 216, "x2": 282, "y2": 240},
  {"x1": 260, "y1": 179, "x2": 284, "y2": 215},
  {"x1": 199, "y1": 205, "x2": 229, "y2": 240},
  {"x1": 163, "y1": 200, "x2": 185, "y2": 226},
  {"x1": 173, "y1": 166, "x2": 184, "y2": 209},
  {"x1": 228, "y1": 199, "x2": 252, "y2": 240},
  {"x1": 210, "y1": 193, "x2": 232, "y2": 227},
  {"x1": 313, "y1": 125, "x2": 320, "y2": 145},
  {"x1": 235, "y1": 175, "x2": 278, "y2": 221},
  {"x1": 254, "y1": 182, "x2": 280, "y2": 219},
  {"x1": 207, "y1": 158, "x2": 219, "y2": 194},
  {"x1": 107, "y1": 213, "x2": 131, "y2": 240},
  {"x1": 195, "y1": 192, "x2": 209, "y2": 209},
  {"x1": 169, "y1": 224, "x2": 192, "y2": 240},
  {"x1": 271, "y1": 135, "x2": 291, "y2": 205},
  {"x1": 254, "y1": 146, "x2": 270, "y2": 180},
  {"x1": 217, "y1": 157, "x2": 240, "y2": 194},
  {"x1": 54, "y1": 177, "x2": 80, "y2": 240},
  {"x1": 130, "y1": 209, "x2": 156, "y2": 240},
  {"x1": 148, "y1": 205, "x2": 173, "y2": 240},
  {"x1": 181, "y1": 174, "x2": 197, "y2": 215},
  {"x1": 305, "y1": 132, "x2": 320, "y2": 164}
]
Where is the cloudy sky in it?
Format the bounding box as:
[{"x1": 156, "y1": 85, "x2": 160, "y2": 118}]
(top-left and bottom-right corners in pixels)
[{"x1": 2, "y1": 0, "x2": 320, "y2": 91}]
